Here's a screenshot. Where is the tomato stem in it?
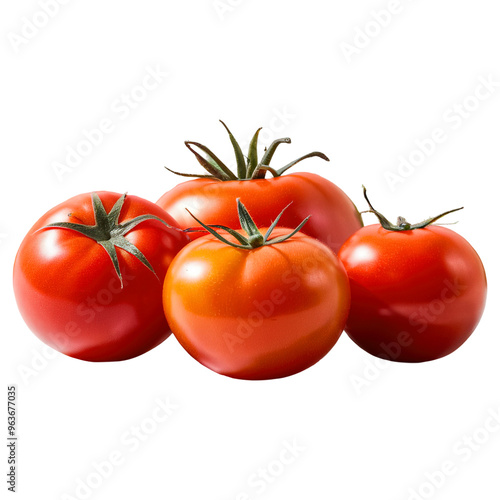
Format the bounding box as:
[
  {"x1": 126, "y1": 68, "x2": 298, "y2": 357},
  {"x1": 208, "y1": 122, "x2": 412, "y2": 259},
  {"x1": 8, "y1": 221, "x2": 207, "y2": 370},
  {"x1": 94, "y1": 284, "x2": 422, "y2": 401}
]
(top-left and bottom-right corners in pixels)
[
  {"x1": 362, "y1": 186, "x2": 464, "y2": 231},
  {"x1": 185, "y1": 199, "x2": 310, "y2": 249},
  {"x1": 38, "y1": 193, "x2": 179, "y2": 287},
  {"x1": 167, "y1": 121, "x2": 329, "y2": 181}
]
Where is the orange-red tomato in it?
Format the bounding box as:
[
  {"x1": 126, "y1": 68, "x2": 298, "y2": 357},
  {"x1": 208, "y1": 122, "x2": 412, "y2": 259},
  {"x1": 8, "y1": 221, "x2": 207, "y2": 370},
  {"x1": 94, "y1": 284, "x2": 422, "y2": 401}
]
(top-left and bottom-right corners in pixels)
[
  {"x1": 157, "y1": 173, "x2": 362, "y2": 254},
  {"x1": 163, "y1": 227, "x2": 351, "y2": 380}
]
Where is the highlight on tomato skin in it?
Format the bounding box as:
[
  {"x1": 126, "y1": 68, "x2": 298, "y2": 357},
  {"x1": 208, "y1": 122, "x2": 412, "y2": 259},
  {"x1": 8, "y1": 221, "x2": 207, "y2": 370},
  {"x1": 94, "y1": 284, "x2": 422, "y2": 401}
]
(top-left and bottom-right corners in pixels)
[
  {"x1": 13, "y1": 191, "x2": 189, "y2": 362},
  {"x1": 337, "y1": 188, "x2": 487, "y2": 363},
  {"x1": 162, "y1": 199, "x2": 351, "y2": 380},
  {"x1": 157, "y1": 121, "x2": 363, "y2": 254}
]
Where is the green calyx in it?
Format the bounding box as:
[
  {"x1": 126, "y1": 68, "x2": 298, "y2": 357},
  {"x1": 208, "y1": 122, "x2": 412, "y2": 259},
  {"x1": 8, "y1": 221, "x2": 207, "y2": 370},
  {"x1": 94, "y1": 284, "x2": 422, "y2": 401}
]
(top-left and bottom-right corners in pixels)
[
  {"x1": 39, "y1": 193, "x2": 175, "y2": 286},
  {"x1": 166, "y1": 120, "x2": 330, "y2": 181},
  {"x1": 362, "y1": 186, "x2": 464, "y2": 231},
  {"x1": 185, "y1": 199, "x2": 309, "y2": 249}
]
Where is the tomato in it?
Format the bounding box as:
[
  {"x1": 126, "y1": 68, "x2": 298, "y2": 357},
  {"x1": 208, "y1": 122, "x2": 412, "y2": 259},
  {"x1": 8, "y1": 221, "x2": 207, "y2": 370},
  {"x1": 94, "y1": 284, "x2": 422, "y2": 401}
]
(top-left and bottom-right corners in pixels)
[
  {"x1": 156, "y1": 122, "x2": 362, "y2": 254},
  {"x1": 338, "y1": 189, "x2": 487, "y2": 362},
  {"x1": 163, "y1": 200, "x2": 350, "y2": 380},
  {"x1": 13, "y1": 192, "x2": 189, "y2": 362}
]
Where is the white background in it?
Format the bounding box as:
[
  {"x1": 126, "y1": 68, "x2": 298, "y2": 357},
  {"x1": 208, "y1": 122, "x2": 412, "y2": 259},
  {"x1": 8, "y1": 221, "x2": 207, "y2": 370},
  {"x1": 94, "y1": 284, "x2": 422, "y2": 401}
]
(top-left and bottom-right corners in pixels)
[{"x1": 1, "y1": 1, "x2": 499, "y2": 499}]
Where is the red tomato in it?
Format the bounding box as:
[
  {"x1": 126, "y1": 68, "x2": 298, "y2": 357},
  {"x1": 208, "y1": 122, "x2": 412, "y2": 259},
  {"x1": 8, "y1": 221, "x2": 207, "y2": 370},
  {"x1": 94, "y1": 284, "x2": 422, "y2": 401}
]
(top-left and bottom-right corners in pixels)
[
  {"x1": 163, "y1": 200, "x2": 350, "y2": 380},
  {"x1": 13, "y1": 192, "x2": 189, "y2": 362},
  {"x1": 156, "y1": 123, "x2": 362, "y2": 254},
  {"x1": 338, "y1": 192, "x2": 487, "y2": 362},
  {"x1": 157, "y1": 174, "x2": 362, "y2": 254}
]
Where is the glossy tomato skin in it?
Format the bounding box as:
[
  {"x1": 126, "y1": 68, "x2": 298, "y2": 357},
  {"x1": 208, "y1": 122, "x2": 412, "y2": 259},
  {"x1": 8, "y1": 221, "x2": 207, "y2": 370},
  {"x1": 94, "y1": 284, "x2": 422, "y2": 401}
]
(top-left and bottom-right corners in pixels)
[
  {"x1": 156, "y1": 172, "x2": 363, "y2": 254},
  {"x1": 13, "y1": 192, "x2": 189, "y2": 362},
  {"x1": 338, "y1": 225, "x2": 487, "y2": 362},
  {"x1": 163, "y1": 228, "x2": 350, "y2": 380}
]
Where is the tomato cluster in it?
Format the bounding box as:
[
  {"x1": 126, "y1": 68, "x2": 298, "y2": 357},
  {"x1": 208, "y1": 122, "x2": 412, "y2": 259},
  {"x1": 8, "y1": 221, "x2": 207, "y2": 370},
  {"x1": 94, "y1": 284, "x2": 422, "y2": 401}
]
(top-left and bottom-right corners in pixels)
[{"x1": 13, "y1": 123, "x2": 487, "y2": 379}]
